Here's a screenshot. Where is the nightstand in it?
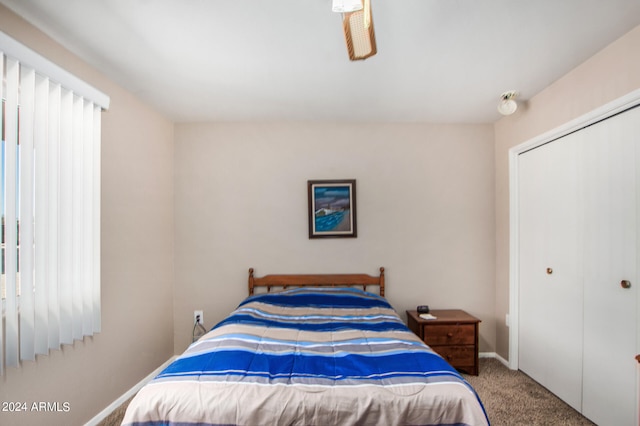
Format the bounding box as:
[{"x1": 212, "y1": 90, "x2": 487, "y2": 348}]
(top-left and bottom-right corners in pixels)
[{"x1": 406, "y1": 309, "x2": 480, "y2": 375}]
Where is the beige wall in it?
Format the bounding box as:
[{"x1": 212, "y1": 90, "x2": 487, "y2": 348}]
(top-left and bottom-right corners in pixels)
[
  {"x1": 174, "y1": 122, "x2": 496, "y2": 353},
  {"x1": 493, "y1": 25, "x2": 640, "y2": 359},
  {"x1": 0, "y1": 6, "x2": 175, "y2": 425}
]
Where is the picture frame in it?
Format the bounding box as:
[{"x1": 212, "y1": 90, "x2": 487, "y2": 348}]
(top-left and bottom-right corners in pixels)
[{"x1": 307, "y1": 179, "x2": 357, "y2": 239}]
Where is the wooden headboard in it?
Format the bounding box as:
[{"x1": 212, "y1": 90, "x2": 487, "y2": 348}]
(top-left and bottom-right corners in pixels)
[{"x1": 248, "y1": 267, "x2": 385, "y2": 297}]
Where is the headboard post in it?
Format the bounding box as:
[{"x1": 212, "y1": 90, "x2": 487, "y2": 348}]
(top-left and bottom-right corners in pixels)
[
  {"x1": 379, "y1": 267, "x2": 385, "y2": 297},
  {"x1": 248, "y1": 268, "x2": 255, "y2": 295}
]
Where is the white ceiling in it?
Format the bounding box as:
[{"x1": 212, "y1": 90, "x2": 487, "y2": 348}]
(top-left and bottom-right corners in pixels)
[{"x1": 2, "y1": 0, "x2": 640, "y2": 123}]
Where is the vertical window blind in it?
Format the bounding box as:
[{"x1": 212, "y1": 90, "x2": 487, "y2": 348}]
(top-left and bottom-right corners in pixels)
[{"x1": 0, "y1": 31, "x2": 109, "y2": 374}]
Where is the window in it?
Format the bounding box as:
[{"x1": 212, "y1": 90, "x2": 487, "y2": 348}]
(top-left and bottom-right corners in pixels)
[{"x1": 0, "y1": 31, "x2": 109, "y2": 374}]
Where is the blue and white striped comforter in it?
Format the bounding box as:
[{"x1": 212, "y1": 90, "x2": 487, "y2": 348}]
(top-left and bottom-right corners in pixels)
[{"x1": 122, "y1": 287, "x2": 489, "y2": 426}]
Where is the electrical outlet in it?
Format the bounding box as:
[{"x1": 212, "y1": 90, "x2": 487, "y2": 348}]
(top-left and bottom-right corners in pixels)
[{"x1": 194, "y1": 310, "x2": 203, "y2": 325}]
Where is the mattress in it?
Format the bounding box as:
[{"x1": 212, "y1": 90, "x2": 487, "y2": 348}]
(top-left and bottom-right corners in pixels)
[{"x1": 122, "y1": 287, "x2": 489, "y2": 425}]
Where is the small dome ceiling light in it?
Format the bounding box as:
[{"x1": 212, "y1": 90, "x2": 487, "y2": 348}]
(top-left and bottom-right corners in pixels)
[{"x1": 498, "y1": 91, "x2": 519, "y2": 116}]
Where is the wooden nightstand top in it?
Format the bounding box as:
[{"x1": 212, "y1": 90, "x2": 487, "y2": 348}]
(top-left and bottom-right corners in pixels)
[{"x1": 406, "y1": 309, "x2": 480, "y2": 325}]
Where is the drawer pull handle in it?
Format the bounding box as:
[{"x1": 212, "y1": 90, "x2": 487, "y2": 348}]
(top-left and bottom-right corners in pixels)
[{"x1": 447, "y1": 332, "x2": 453, "y2": 338}]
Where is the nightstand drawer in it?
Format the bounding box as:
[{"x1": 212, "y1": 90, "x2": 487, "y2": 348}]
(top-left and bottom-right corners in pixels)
[
  {"x1": 406, "y1": 309, "x2": 481, "y2": 375},
  {"x1": 423, "y1": 324, "x2": 475, "y2": 346},
  {"x1": 433, "y1": 345, "x2": 475, "y2": 366}
]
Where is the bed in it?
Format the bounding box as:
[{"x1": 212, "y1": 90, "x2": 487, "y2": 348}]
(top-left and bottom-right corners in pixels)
[{"x1": 122, "y1": 268, "x2": 489, "y2": 425}]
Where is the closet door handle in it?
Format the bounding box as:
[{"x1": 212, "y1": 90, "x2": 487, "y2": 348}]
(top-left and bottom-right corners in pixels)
[
  {"x1": 546, "y1": 267, "x2": 553, "y2": 275},
  {"x1": 621, "y1": 280, "x2": 631, "y2": 289}
]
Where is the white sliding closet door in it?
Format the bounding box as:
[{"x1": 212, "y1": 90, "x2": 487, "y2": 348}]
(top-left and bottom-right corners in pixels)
[
  {"x1": 580, "y1": 107, "x2": 639, "y2": 426},
  {"x1": 518, "y1": 105, "x2": 640, "y2": 425},
  {"x1": 518, "y1": 134, "x2": 583, "y2": 411}
]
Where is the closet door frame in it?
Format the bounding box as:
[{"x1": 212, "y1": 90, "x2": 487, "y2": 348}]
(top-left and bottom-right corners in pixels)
[{"x1": 508, "y1": 88, "x2": 640, "y2": 370}]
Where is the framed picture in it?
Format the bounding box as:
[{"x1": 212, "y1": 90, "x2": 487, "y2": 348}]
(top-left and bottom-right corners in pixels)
[{"x1": 307, "y1": 179, "x2": 357, "y2": 239}]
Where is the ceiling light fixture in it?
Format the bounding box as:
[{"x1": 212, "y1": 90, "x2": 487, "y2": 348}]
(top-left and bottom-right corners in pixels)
[
  {"x1": 498, "y1": 91, "x2": 519, "y2": 115},
  {"x1": 332, "y1": 0, "x2": 363, "y2": 13},
  {"x1": 333, "y1": 0, "x2": 377, "y2": 61}
]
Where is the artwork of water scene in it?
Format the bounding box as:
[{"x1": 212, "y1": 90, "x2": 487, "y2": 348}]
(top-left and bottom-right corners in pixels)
[
  {"x1": 310, "y1": 182, "x2": 355, "y2": 236},
  {"x1": 308, "y1": 179, "x2": 357, "y2": 238}
]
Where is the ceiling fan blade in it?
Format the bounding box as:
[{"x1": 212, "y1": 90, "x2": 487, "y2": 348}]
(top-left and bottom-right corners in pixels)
[{"x1": 342, "y1": 1, "x2": 377, "y2": 61}]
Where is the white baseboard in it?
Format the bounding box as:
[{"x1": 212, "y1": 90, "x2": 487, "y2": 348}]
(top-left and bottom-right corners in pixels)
[
  {"x1": 85, "y1": 356, "x2": 177, "y2": 426},
  {"x1": 479, "y1": 351, "x2": 511, "y2": 368}
]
